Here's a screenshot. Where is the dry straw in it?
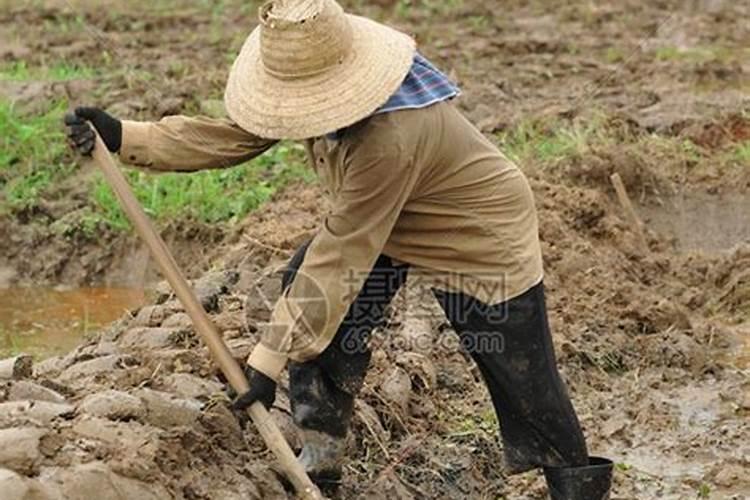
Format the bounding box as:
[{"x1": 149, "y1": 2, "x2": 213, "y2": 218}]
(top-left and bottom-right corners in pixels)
[{"x1": 225, "y1": 0, "x2": 416, "y2": 140}]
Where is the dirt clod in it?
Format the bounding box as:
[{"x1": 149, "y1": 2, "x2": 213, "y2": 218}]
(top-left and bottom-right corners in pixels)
[
  {"x1": 0, "y1": 355, "x2": 33, "y2": 380},
  {"x1": 6, "y1": 381, "x2": 67, "y2": 404},
  {"x1": 0, "y1": 468, "x2": 53, "y2": 500},
  {"x1": 134, "y1": 388, "x2": 202, "y2": 429},
  {"x1": 39, "y1": 462, "x2": 171, "y2": 500},
  {"x1": 0, "y1": 400, "x2": 74, "y2": 427},
  {"x1": 0, "y1": 427, "x2": 46, "y2": 474},
  {"x1": 162, "y1": 373, "x2": 224, "y2": 400},
  {"x1": 380, "y1": 367, "x2": 412, "y2": 415},
  {"x1": 78, "y1": 390, "x2": 146, "y2": 421}
]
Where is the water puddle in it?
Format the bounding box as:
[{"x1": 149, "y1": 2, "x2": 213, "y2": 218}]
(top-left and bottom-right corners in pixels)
[
  {"x1": 725, "y1": 324, "x2": 750, "y2": 370},
  {"x1": 665, "y1": 384, "x2": 721, "y2": 430},
  {"x1": 621, "y1": 448, "x2": 708, "y2": 481},
  {"x1": 639, "y1": 192, "x2": 750, "y2": 252},
  {"x1": 0, "y1": 287, "x2": 146, "y2": 359}
]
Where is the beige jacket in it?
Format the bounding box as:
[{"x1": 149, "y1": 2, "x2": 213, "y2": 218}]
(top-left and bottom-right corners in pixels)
[{"x1": 119, "y1": 102, "x2": 543, "y2": 381}]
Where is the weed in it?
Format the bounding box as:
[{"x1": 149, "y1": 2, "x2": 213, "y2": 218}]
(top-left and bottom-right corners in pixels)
[
  {"x1": 654, "y1": 46, "x2": 682, "y2": 61},
  {"x1": 567, "y1": 43, "x2": 581, "y2": 56},
  {"x1": 679, "y1": 138, "x2": 704, "y2": 163},
  {"x1": 1, "y1": 95, "x2": 313, "y2": 233},
  {"x1": 654, "y1": 45, "x2": 735, "y2": 63},
  {"x1": 580, "y1": 348, "x2": 628, "y2": 374},
  {"x1": 697, "y1": 483, "x2": 711, "y2": 498},
  {"x1": 41, "y1": 12, "x2": 87, "y2": 36},
  {"x1": 89, "y1": 142, "x2": 314, "y2": 229},
  {"x1": 396, "y1": 0, "x2": 464, "y2": 18},
  {"x1": 0, "y1": 68, "x2": 316, "y2": 232},
  {"x1": 0, "y1": 100, "x2": 73, "y2": 210},
  {"x1": 733, "y1": 141, "x2": 750, "y2": 163},
  {"x1": 498, "y1": 117, "x2": 605, "y2": 167},
  {"x1": 605, "y1": 47, "x2": 625, "y2": 63},
  {"x1": 448, "y1": 408, "x2": 498, "y2": 438},
  {"x1": 0, "y1": 61, "x2": 96, "y2": 81},
  {"x1": 468, "y1": 15, "x2": 489, "y2": 30},
  {"x1": 0, "y1": 326, "x2": 24, "y2": 358}
]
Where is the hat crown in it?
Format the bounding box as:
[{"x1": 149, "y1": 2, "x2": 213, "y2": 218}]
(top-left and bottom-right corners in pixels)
[{"x1": 259, "y1": 0, "x2": 353, "y2": 80}]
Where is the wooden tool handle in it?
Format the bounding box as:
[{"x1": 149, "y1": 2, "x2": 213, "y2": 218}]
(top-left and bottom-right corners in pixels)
[
  {"x1": 610, "y1": 173, "x2": 649, "y2": 254},
  {"x1": 89, "y1": 133, "x2": 323, "y2": 500}
]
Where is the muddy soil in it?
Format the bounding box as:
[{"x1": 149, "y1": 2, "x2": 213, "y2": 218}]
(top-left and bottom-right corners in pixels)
[
  {"x1": 2, "y1": 0, "x2": 748, "y2": 285},
  {"x1": 1, "y1": 0, "x2": 749, "y2": 499},
  {"x1": 2, "y1": 182, "x2": 749, "y2": 499}
]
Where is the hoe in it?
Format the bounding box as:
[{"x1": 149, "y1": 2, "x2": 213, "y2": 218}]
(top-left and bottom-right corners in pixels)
[{"x1": 86, "y1": 130, "x2": 323, "y2": 500}]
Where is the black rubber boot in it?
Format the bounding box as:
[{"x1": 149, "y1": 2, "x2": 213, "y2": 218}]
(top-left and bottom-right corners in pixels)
[
  {"x1": 543, "y1": 456, "x2": 613, "y2": 500},
  {"x1": 297, "y1": 430, "x2": 345, "y2": 494}
]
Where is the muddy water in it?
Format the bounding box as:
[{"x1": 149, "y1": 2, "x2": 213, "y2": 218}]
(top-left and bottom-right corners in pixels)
[
  {"x1": 640, "y1": 193, "x2": 750, "y2": 252},
  {"x1": 0, "y1": 287, "x2": 146, "y2": 359},
  {"x1": 726, "y1": 325, "x2": 750, "y2": 370}
]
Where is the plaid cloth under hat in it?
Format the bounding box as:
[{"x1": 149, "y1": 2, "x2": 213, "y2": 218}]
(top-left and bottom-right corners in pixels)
[
  {"x1": 325, "y1": 52, "x2": 460, "y2": 140},
  {"x1": 377, "y1": 52, "x2": 460, "y2": 114},
  {"x1": 224, "y1": 0, "x2": 416, "y2": 140}
]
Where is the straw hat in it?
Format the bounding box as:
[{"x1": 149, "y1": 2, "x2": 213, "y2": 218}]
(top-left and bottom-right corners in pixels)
[{"x1": 224, "y1": 0, "x2": 416, "y2": 140}]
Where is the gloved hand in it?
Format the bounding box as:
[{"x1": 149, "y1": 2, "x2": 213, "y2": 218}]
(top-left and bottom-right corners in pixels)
[
  {"x1": 232, "y1": 366, "x2": 277, "y2": 411},
  {"x1": 64, "y1": 107, "x2": 122, "y2": 155}
]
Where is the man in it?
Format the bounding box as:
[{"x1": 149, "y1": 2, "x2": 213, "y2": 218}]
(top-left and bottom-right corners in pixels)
[{"x1": 65, "y1": 0, "x2": 612, "y2": 498}]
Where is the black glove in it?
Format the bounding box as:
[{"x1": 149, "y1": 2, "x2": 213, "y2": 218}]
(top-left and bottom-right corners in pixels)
[
  {"x1": 64, "y1": 107, "x2": 122, "y2": 155},
  {"x1": 232, "y1": 366, "x2": 277, "y2": 411}
]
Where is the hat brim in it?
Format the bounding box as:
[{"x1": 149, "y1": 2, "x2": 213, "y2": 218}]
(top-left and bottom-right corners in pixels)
[{"x1": 224, "y1": 15, "x2": 416, "y2": 140}]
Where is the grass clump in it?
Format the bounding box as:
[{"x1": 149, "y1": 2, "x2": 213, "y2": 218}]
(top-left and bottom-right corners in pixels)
[
  {"x1": 732, "y1": 141, "x2": 750, "y2": 163},
  {"x1": 0, "y1": 100, "x2": 73, "y2": 210},
  {"x1": 1, "y1": 95, "x2": 314, "y2": 233},
  {"x1": 447, "y1": 408, "x2": 498, "y2": 439},
  {"x1": 396, "y1": 0, "x2": 464, "y2": 18},
  {"x1": 604, "y1": 47, "x2": 625, "y2": 63},
  {"x1": 0, "y1": 327, "x2": 23, "y2": 358},
  {"x1": 88, "y1": 142, "x2": 314, "y2": 231},
  {"x1": 0, "y1": 61, "x2": 97, "y2": 81},
  {"x1": 653, "y1": 45, "x2": 736, "y2": 63},
  {"x1": 498, "y1": 117, "x2": 605, "y2": 167}
]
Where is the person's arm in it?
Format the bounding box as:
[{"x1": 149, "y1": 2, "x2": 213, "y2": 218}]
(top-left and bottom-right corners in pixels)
[
  {"x1": 120, "y1": 115, "x2": 278, "y2": 171},
  {"x1": 64, "y1": 107, "x2": 278, "y2": 171},
  {"x1": 246, "y1": 128, "x2": 420, "y2": 382}
]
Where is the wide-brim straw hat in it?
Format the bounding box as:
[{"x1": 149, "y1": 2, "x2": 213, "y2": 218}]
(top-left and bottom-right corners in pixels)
[{"x1": 224, "y1": 0, "x2": 416, "y2": 140}]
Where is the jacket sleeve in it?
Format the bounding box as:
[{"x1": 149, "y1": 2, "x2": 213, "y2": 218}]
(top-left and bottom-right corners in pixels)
[
  {"x1": 247, "y1": 132, "x2": 419, "y2": 381},
  {"x1": 119, "y1": 116, "x2": 278, "y2": 172}
]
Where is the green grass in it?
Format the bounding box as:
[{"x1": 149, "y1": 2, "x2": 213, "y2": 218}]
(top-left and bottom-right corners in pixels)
[
  {"x1": 653, "y1": 45, "x2": 735, "y2": 63},
  {"x1": 0, "y1": 102, "x2": 314, "y2": 235},
  {"x1": 604, "y1": 47, "x2": 626, "y2": 63},
  {"x1": 447, "y1": 408, "x2": 498, "y2": 438},
  {"x1": 697, "y1": 483, "x2": 711, "y2": 498},
  {"x1": 468, "y1": 14, "x2": 489, "y2": 30},
  {"x1": 396, "y1": 0, "x2": 464, "y2": 18},
  {"x1": 0, "y1": 327, "x2": 23, "y2": 358},
  {"x1": 87, "y1": 143, "x2": 313, "y2": 231},
  {"x1": 0, "y1": 57, "x2": 315, "y2": 232},
  {"x1": 733, "y1": 141, "x2": 750, "y2": 163},
  {"x1": 0, "y1": 61, "x2": 96, "y2": 210},
  {"x1": 0, "y1": 61, "x2": 97, "y2": 81},
  {"x1": 497, "y1": 117, "x2": 604, "y2": 167},
  {"x1": 0, "y1": 100, "x2": 74, "y2": 210},
  {"x1": 1, "y1": 90, "x2": 314, "y2": 235}
]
